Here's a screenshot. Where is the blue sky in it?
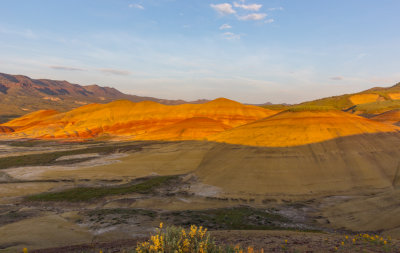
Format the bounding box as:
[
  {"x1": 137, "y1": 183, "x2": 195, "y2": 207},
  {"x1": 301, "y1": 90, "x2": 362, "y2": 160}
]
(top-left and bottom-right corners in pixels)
[{"x1": 0, "y1": 0, "x2": 399, "y2": 103}]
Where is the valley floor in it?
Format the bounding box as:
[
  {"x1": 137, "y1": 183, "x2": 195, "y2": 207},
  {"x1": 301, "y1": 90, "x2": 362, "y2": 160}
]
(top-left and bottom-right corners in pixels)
[{"x1": 0, "y1": 140, "x2": 399, "y2": 252}]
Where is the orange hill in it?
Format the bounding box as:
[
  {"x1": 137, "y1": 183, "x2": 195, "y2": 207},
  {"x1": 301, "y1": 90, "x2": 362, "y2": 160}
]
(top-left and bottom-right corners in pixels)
[
  {"x1": 4, "y1": 110, "x2": 59, "y2": 129},
  {"x1": 0, "y1": 126, "x2": 14, "y2": 133},
  {"x1": 0, "y1": 98, "x2": 276, "y2": 139},
  {"x1": 137, "y1": 117, "x2": 231, "y2": 141},
  {"x1": 208, "y1": 109, "x2": 400, "y2": 147},
  {"x1": 371, "y1": 109, "x2": 400, "y2": 126}
]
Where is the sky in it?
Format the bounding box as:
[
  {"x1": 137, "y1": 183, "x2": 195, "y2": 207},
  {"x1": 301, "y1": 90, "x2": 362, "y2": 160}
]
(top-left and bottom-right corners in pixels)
[{"x1": 0, "y1": 0, "x2": 400, "y2": 104}]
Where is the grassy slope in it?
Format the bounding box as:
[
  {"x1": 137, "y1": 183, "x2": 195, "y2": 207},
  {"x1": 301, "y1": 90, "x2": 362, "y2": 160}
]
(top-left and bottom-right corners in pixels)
[{"x1": 260, "y1": 83, "x2": 400, "y2": 114}]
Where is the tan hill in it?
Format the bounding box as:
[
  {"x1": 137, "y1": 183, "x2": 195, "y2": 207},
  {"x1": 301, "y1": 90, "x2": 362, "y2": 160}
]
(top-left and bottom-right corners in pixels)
[
  {"x1": 0, "y1": 98, "x2": 276, "y2": 139},
  {"x1": 208, "y1": 108, "x2": 400, "y2": 147},
  {"x1": 370, "y1": 109, "x2": 400, "y2": 126},
  {"x1": 195, "y1": 108, "x2": 400, "y2": 196},
  {"x1": 292, "y1": 82, "x2": 400, "y2": 115},
  {"x1": 196, "y1": 131, "x2": 400, "y2": 196},
  {"x1": 0, "y1": 72, "x2": 206, "y2": 123}
]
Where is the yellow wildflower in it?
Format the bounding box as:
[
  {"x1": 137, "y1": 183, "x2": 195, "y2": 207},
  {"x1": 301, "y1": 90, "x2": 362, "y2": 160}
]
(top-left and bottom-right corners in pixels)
[
  {"x1": 341, "y1": 241, "x2": 344, "y2": 246},
  {"x1": 23, "y1": 249, "x2": 28, "y2": 253},
  {"x1": 160, "y1": 222, "x2": 163, "y2": 229},
  {"x1": 190, "y1": 225, "x2": 197, "y2": 238},
  {"x1": 384, "y1": 240, "x2": 387, "y2": 245}
]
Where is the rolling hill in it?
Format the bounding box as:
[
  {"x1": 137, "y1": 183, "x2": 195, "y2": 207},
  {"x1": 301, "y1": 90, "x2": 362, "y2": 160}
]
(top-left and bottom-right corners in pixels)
[{"x1": 0, "y1": 98, "x2": 276, "y2": 140}]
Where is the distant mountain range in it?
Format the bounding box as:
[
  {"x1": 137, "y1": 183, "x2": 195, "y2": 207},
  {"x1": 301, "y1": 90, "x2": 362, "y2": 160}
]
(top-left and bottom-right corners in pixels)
[
  {"x1": 0, "y1": 72, "x2": 208, "y2": 123},
  {"x1": 1, "y1": 72, "x2": 400, "y2": 123}
]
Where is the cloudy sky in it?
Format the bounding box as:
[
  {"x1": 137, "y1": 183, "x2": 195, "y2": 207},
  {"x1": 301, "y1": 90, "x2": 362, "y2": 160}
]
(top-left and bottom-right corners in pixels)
[{"x1": 0, "y1": 0, "x2": 400, "y2": 104}]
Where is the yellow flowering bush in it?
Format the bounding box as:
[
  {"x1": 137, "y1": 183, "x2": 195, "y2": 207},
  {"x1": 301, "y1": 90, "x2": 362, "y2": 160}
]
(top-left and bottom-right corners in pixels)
[{"x1": 136, "y1": 223, "x2": 216, "y2": 253}]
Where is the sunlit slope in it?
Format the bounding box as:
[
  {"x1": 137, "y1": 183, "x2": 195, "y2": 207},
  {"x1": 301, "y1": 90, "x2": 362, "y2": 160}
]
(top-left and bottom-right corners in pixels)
[
  {"x1": 4, "y1": 110, "x2": 59, "y2": 128},
  {"x1": 196, "y1": 132, "x2": 400, "y2": 195},
  {"x1": 349, "y1": 94, "x2": 382, "y2": 105},
  {"x1": 137, "y1": 117, "x2": 231, "y2": 141},
  {"x1": 371, "y1": 109, "x2": 400, "y2": 126},
  {"x1": 208, "y1": 109, "x2": 400, "y2": 147},
  {"x1": 1, "y1": 98, "x2": 275, "y2": 139}
]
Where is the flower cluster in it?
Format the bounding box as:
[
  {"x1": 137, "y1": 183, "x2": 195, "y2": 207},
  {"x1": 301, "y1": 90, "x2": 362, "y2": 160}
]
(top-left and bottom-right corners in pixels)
[{"x1": 136, "y1": 223, "x2": 214, "y2": 253}]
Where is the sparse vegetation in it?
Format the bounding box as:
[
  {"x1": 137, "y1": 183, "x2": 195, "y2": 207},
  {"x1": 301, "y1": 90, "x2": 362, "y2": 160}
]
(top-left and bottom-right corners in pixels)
[
  {"x1": 260, "y1": 104, "x2": 291, "y2": 110},
  {"x1": 163, "y1": 206, "x2": 293, "y2": 231},
  {"x1": 0, "y1": 142, "x2": 144, "y2": 169},
  {"x1": 287, "y1": 105, "x2": 336, "y2": 112},
  {"x1": 26, "y1": 176, "x2": 177, "y2": 202},
  {"x1": 299, "y1": 94, "x2": 353, "y2": 110}
]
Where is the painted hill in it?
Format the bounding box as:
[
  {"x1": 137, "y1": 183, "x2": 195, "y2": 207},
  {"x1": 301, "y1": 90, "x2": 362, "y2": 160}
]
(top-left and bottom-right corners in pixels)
[
  {"x1": 208, "y1": 108, "x2": 400, "y2": 147},
  {"x1": 0, "y1": 98, "x2": 276, "y2": 139},
  {"x1": 370, "y1": 109, "x2": 400, "y2": 126},
  {"x1": 0, "y1": 126, "x2": 14, "y2": 133},
  {"x1": 296, "y1": 82, "x2": 400, "y2": 115},
  {"x1": 138, "y1": 117, "x2": 231, "y2": 140},
  {"x1": 0, "y1": 72, "x2": 204, "y2": 123}
]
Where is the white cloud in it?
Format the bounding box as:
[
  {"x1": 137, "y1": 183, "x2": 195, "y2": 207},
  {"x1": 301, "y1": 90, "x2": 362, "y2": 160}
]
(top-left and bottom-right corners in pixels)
[
  {"x1": 129, "y1": 3, "x2": 144, "y2": 9},
  {"x1": 99, "y1": 68, "x2": 131, "y2": 76},
  {"x1": 222, "y1": 32, "x2": 241, "y2": 40},
  {"x1": 330, "y1": 76, "x2": 344, "y2": 81},
  {"x1": 219, "y1": 24, "x2": 232, "y2": 30},
  {"x1": 268, "y1": 7, "x2": 284, "y2": 11},
  {"x1": 210, "y1": 3, "x2": 236, "y2": 15},
  {"x1": 233, "y1": 2, "x2": 262, "y2": 11},
  {"x1": 238, "y1": 13, "x2": 267, "y2": 21},
  {"x1": 50, "y1": 66, "x2": 86, "y2": 71},
  {"x1": 264, "y1": 18, "x2": 274, "y2": 24}
]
